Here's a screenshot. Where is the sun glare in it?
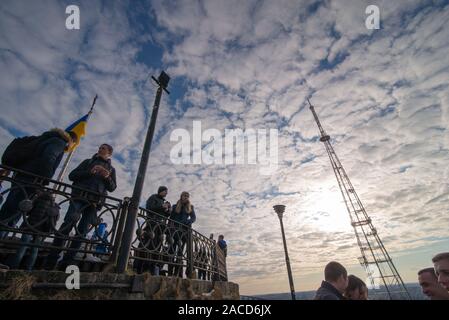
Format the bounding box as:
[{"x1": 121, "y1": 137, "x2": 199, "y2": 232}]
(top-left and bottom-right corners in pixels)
[{"x1": 308, "y1": 190, "x2": 352, "y2": 232}]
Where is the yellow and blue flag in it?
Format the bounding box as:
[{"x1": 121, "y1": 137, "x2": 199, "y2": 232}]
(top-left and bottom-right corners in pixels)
[{"x1": 65, "y1": 113, "x2": 90, "y2": 150}]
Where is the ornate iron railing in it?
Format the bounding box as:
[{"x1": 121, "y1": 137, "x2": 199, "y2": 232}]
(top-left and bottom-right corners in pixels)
[
  {"x1": 130, "y1": 207, "x2": 227, "y2": 280},
  {"x1": 0, "y1": 164, "x2": 228, "y2": 281}
]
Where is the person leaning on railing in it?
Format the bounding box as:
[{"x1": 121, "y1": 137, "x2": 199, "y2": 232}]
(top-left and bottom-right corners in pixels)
[
  {"x1": 45, "y1": 144, "x2": 116, "y2": 269},
  {"x1": 167, "y1": 191, "x2": 196, "y2": 277},
  {"x1": 0, "y1": 128, "x2": 77, "y2": 239},
  {"x1": 133, "y1": 186, "x2": 171, "y2": 275}
]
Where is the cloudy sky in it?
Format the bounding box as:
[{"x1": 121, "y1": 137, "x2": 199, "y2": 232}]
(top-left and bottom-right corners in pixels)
[{"x1": 1, "y1": 0, "x2": 449, "y2": 295}]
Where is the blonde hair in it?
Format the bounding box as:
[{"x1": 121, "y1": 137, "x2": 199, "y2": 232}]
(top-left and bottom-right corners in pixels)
[{"x1": 175, "y1": 191, "x2": 192, "y2": 214}]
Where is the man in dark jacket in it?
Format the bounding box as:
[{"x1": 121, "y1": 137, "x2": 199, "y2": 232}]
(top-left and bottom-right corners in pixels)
[
  {"x1": 314, "y1": 261, "x2": 349, "y2": 300},
  {"x1": 0, "y1": 128, "x2": 76, "y2": 239},
  {"x1": 134, "y1": 186, "x2": 171, "y2": 275},
  {"x1": 46, "y1": 144, "x2": 116, "y2": 268}
]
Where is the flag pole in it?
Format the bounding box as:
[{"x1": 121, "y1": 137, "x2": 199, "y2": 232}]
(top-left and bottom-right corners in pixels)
[{"x1": 56, "y1": 95, "x2": 98, "y2": 183}]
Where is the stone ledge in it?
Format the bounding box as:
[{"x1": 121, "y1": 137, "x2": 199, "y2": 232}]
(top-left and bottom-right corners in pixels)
[{"x1": 0, "y1": 270, "x2": 239, "y2": 300}]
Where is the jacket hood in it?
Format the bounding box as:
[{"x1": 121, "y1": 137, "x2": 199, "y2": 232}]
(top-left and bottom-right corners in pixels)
[{"x1": 49, "y1": 128, "x2": 72, "y2": 143}]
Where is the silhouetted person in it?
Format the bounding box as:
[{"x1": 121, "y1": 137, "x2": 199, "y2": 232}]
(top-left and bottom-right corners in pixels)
[
  {"x1": 344, "y1": 275, "x2": 368, "y2": 300},
  {"x1": 0, "y1": 129, "x2": 76, "y2": 238},
  {"x1": 418, "y1": 267, "x2": 449, "y2": 300},
  {"x1": 46, "y1": 144, "x2": 116, "y2": 269},
  {"x1": 432, "y1": 252, "x2": 449, "y2": 291},
  {"x1": 168, "y1": 191, "x2": 196, "y2": 277},
  {"x1": 7, "y1": 190, "x2": 60, "y2": 270},
  {"x1": 134, "y1": 186, "x2": 171, "y2": 275},
  {"x1": 314, "y1": 261, "x2": 348, "y2": 300},
  {"x1": 218, "y1": 234, "x2": 227, "y2": 257}
]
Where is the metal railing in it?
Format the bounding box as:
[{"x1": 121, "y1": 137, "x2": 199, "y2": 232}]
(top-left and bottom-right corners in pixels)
[
  {"x1": 0, "y1": 165, "x2": 124, "y2": 269},
  {"x1": 0, "y1": 165, "x2": 227, "y2": 281},
  {"x1": 130, "y1": 206, "x2": 227, "y2": 280}
]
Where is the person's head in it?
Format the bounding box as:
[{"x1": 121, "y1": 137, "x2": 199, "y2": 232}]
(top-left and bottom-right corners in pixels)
[
  {"x1": 175, "y1": 191, "x2": 192, "y2": 213},
  {"x1": 432, "y1": 252, "x2": 449, "y2": 290},
  {"x1": 65, "y1": 131, "x2": 78, "y2": 152},
  {"x1": 418, "y1": 267, "x2": 449, "y2": 300},
  {"x1": 218, "y1": 235, "x2": 224, "y2": 241},
  {"x1": 180, "y1": 191, "x2": 190, "y2": 203},
  {"x1": 324, "y1": 261, "x2": 348, "y2": 293},
  {"x1": 344, "y1": 275, "x2": 368, "y2": 300},
  {"x1": 98, "y1": 144, "x2": 113, "y2": 160},
  {"x1": 158, "y1": 186, "x2": 168, "y2": 198}
]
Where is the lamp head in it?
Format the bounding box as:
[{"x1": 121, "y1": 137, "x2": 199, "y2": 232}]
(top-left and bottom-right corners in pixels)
[
  {"x1": 273, "y1": 204, "x2": 286, "y2": 218},
  {"x1": 158, "y1": 71, "x2": 170, "y2": 88}
]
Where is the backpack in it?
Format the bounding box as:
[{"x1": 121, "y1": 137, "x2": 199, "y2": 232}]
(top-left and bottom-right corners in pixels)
[
  {"x1": 1, "y1": 135, "x2": 46, "y2": 168},
  {"x1": 25, "y1": 191, "x2": 60, "y2": 233}
]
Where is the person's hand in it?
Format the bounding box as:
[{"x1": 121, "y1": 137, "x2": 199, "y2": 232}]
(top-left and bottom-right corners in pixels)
[
  {"x1": 90, "y1": 165, "x2": 101, "y2": 174},
  {"x1": 101, "y1": 170, "x2": 110, "y2": 179}
]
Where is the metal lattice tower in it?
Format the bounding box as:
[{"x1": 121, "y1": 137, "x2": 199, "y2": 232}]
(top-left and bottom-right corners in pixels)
[{"x1": 308, "y1": 99, "x2": 411, "y2": 300}]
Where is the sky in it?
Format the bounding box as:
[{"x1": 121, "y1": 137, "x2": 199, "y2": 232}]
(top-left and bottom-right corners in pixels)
[{"x1": 1, "y1": 0, "x2": 449, "y2": 296}]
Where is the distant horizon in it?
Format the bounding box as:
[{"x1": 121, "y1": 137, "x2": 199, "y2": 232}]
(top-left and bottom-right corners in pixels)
[{"x1": 250, "y1": 282, "x2": 421, "y2": 297}]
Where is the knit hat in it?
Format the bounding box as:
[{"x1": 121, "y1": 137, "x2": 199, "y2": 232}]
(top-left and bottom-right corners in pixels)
[{"x1": 158, "y1": 186, "x2": 168, "y2": 194}]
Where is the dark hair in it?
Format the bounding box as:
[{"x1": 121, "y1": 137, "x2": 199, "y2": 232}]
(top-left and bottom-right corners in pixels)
[
  {"x1": 324, "y1": 261, "x2": 348, "y2": 282},
  {"x1": 432, "y1": 252, "x2": 449, "y2": 263},
  {"x1": 418, "y1": 267, "x2": 437, "y2": 278},
  {"x1": 101, "y1": 144, "x2": 113, "y2": 154},
  {"x1": 345, "y1": 275, "x2": 366, "y2": 296},
  {"x1": 158, "y1": 186, "x2": 168, "y2": 194}
]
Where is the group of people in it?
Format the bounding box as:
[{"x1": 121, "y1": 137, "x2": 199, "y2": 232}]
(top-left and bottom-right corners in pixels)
[
  {"x1": 0, "y1": 128, "x2": 227, "y2": 279},
  {"x1": 133, "y1": 185, "x2": 227, "y2": 280},
  {"x1": 314, "y1": 252, "x2": 449, "y2": 300},
  {"x1": 0, "y1": 128, "x2": 117, "y2": 270}
]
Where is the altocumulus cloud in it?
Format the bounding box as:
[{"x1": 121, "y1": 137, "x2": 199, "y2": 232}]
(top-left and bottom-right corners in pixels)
[{"x1": 1, "y1": 0, "x2": 449, "y2": 295}]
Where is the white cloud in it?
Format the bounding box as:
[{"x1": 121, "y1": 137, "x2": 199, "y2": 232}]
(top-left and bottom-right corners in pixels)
[{"x1": 1, "y1": 0, "x2": 449, "y2": 295}]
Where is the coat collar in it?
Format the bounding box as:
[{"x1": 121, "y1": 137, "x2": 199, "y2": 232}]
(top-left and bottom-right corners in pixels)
[{"x1": 321, "y1": 281, "x2": 345, "y2": 299}]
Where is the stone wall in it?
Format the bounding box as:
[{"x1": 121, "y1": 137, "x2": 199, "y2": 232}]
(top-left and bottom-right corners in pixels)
[{"x1": 0, "y1": 270, "x2": 240, "y2": 300}]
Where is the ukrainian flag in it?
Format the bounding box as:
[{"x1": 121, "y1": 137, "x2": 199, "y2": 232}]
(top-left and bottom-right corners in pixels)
[{"x1": 65, "y1": 113, "x2": 89, "y2": 150}]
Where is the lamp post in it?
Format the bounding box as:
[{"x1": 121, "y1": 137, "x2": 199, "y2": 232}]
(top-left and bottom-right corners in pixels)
[
  {"x1": 116, "y1": 71, "x2": 170, "y2": 273},
  {"x1": 273, "y1": 204, "x2": 296, "y2": 300}
]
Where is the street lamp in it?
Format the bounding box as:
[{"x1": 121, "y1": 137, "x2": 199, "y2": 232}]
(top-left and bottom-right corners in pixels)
[
  {"x1": 273, "y1": 204, "x2": 296, "y2": 300},
  {"x1": 117, "y1": 71, "x2": 170, "y2": 273}
]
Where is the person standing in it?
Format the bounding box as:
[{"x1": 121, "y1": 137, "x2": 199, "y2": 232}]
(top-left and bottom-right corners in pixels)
[
  {"x1": 432, "y1": 252, "x2": 449, "y2": 291},
  {"x1": 218, "y1": 235, "x2": 227, "y2": 257},
  {"x1": 0, "y1": 128, "x2": 77, "y2": 238},
  {"x1": 168, "y1": 191, "x2": 196, "y2": 277},
  {"x1": 344, "y1": 275, "x2": 368, "y2": 300},
  {"x1": 314, "y1": 261, "x2": 349, "y2": 300},
  {"x1": 46, "y1": 144, "x2": 116, "y2": 269},
  {"x1": 418, "y1": 267, "x2": 449, "y2": 300},
  {"x1": 134, "y1": 186, "x2": 171, "y2": 275}
]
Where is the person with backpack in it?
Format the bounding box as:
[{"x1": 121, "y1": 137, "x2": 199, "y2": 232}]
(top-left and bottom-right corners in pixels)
[
  {"x1": 45, "y1": 144, "x2": 116, "y2": 268},
  {"x1": 90, "y1": 219, "x2": 108, "y2": 258},
  {"x1": 7, "y1": 190, "x2": 60, "y2": 270},
  {"x1": 0, "y1": 129, "x2": 77, "y2": 239}
]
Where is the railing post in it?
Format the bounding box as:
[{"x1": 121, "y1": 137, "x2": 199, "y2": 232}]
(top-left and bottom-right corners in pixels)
[
  {"x1": 110, "y1": 197, "x2": 130, "y2": 266},
  {"x1": 187, "y1": 227, "x2": 193, "y2": 279}
]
